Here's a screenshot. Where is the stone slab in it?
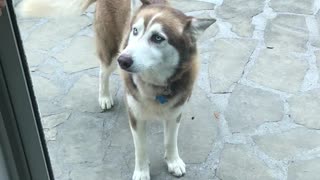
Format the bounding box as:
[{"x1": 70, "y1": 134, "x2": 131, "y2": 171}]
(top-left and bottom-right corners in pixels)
[
  {"x1": 70, "y1": 163, "x2": 122, "y2": 180},
  {"x1": 217, "y1": 0, "x2": 264, "y2": 37},
  {"x1": 217, "y1": 144, "x2": 275, "y2": 180},
  {"x1": 42, "y1": 112, "x2": 70, "y2": 129},
  {"x1": 312, "y1": 12, "x2": 320, "y2": 47},
  {"x1": 265, "y1": 15, "x2": 308, "y2": 53},
  {"x1": 37, "y1": 57, "x2": 60, "y2": 74},
  {"x1": 179, "y1": 87, "x2": 218, "y2": 163},
  {"x1": 54, "y1": 36, "x2": 99, "y2": 73},
  {"x1": 270, "y1": 0, "x2": 314, "y2": 15},
  {"x1": 253, "y1": 128, "x2": 320, "y2": 160},
  {"x1": 17, "y1": 19, "x2": 38, "y2": 31},
  {"x1": 42, "y1": 112, "x2": 70, "y2": 141},
  {"x1": 288, "y1": 90, "x2": 320, "y2": 129},
  {"x1": 170, "y1": 0, "x2": 215, "y2": 13},
  {"x1": 62, "y1": 74, "x2": 118, "y2": 112},
  {"x1": 31, "y1": 76, "x2": 61, "y2": 100},
  {"x1": 225, "y1": 84, "x2": 284, "y2": 133},
  {"x1": 57, "y1": 113, "x2": 105, "y2": 164},
  {"x1": 25, "y1": 49, "x2": 47, "y2": 67},
  {"x1": 315, "y1": 51, "x2": 320, "y2": 83},
  {"x1": 25, "y1": 16, "x2": 91, "y2": 51},
  {"x1": 288, "y1": 158, "x2": 320, "y2": 180},
  {"x1": 247, "y1": 49, "x2": 308, "y2": 93},
  {"x1": 209, "y1": 38, "x2": 257, "y2": 93}
]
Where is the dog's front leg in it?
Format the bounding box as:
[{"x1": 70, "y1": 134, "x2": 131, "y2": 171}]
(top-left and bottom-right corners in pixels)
[
  {"x1": 163, "y1": 113, "x2": 186, "y2": 177},
  {"x1": 129, "y1": 110, "x2": 150, "y2": 180}
]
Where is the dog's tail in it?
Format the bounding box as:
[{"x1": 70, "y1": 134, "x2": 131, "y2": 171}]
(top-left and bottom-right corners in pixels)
[{"x1": 17, "y1": 0, "x2": 96, "y2": 17}]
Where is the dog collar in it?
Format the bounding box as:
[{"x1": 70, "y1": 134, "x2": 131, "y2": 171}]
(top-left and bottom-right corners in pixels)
[{"x1": 155, "y1": 95, "x2": 168, "y2": 104}]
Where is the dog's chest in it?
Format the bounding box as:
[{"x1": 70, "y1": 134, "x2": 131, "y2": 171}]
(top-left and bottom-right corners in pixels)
[
  {"x1": 126, "y1": 92, "x2": 181, "y2": 121},
  {"x1": 133, "y1": 75, "x2": 169, "y2": 100}
]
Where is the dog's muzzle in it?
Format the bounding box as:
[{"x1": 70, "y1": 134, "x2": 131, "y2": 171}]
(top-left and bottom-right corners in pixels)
[{"x1": 118, "y1": 54, "x2": 133, "y2": 70}]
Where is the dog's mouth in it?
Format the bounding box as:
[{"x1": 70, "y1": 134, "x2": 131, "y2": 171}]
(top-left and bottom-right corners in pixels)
[{"x1": 119, "y1": 66, "x2": 138, "y2": 73}]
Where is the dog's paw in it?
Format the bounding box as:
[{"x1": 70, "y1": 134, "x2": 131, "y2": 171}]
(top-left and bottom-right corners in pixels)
[
  {"x1": 99, "y1": 95, "x2": 114, "y2": 110},
  {"x1": 166, "y1": 157, "x2": 186, "y2": 177},
  {"x1": 132, "y1": 170, "x2": 150, "y2": 180}
]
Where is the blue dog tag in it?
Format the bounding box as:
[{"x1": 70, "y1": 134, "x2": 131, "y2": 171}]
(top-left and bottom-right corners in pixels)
[{"x1": 155, "y1": 95, "x2": 168, "y2": 104}]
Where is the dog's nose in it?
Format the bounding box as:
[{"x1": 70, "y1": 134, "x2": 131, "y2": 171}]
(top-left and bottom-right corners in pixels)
[{"x1": 118, "y1": 54, "x2": 133, "y2": 70}]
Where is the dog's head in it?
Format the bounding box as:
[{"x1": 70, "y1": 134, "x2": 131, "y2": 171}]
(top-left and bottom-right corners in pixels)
[{"x1": 118, "y1": 1, "x2": 215, "y2": 84}]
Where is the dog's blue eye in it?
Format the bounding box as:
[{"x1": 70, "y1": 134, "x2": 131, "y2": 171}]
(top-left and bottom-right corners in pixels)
[
  {"x1": 133, "y1": 28, "x2": 138, "y2": 36},
  {"x1": 151, "y1": 34, "x2": 165, "y2": 43}
]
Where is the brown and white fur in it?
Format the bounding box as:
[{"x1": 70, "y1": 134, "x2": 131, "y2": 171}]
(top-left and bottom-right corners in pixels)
[{"x1": 19, "y1": 0, "x2": 215, "y2": 179}]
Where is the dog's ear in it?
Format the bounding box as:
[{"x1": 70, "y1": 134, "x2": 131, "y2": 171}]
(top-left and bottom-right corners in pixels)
[
  {"x1": 185, "y1": 18, "x2": 216, "y2": 39},
  {"x1": 140, "y1": 0, "x2": 151, "y2": 5}
]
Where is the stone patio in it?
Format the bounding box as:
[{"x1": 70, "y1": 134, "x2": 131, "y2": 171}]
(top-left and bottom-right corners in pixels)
[{"x1": 16, "y1": 0, "x2": 320, "y2": 179}]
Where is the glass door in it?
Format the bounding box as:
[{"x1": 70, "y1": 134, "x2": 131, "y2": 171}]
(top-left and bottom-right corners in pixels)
[{"x1": 0, "y1": 0, "x2": 53, "y2": 179}]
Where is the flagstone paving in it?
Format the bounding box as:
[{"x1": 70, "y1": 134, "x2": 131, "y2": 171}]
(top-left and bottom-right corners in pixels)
[{"x1": 16, "y1": 0, "x2": 320, "y2": 179}]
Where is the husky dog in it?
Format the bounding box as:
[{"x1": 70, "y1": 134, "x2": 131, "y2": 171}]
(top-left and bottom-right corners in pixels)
[{"x1": 19, "y1": 0, "x2": 215, "y2": 179}]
